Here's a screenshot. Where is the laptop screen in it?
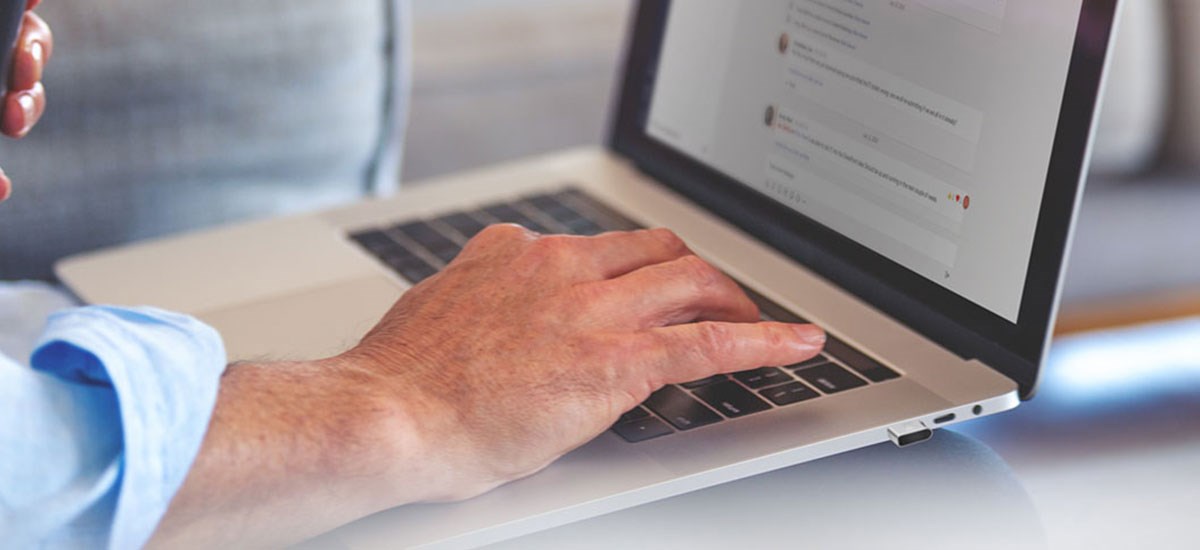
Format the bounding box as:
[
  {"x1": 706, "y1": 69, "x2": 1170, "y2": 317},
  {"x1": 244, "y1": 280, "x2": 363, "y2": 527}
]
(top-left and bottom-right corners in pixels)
[{"x1": 644, "y1": 0, "x2": 1083, "y2": 323}]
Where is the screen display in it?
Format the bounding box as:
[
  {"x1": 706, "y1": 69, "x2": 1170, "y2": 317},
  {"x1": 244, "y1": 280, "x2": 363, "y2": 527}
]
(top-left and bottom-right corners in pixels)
[{"x1": 646, "y1": 0, "x2": 1083, "y2": 322}]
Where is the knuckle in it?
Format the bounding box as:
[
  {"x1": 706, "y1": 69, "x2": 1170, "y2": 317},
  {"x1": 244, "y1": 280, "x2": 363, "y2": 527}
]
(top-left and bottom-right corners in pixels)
[
  {"x1": 526, "y1": 235, "x2": 576, "y2": 264},
  {"x1": 533, "y1": 234, "x2": 572, "y2": 251},
  {"x1": 694, "y1": 323, "x2": 735, "y2": 364},
  {"x1": 677, "y1": 255, "x2": 723, "y2": 290},
  {"x1": 474, "y1": 223, "x2": 508, "y2": 241},
  {"x1": 631, "y1": 334, "x2": 671, "y2": 388},
  {"x1": 647, "y1": 228, "x2": 687, "y2": 252},
  {"x1": 759, "y1": 324, "x2": 786, "y2": 350},
  {"x1": 567, "y1": 281, "x2": 607, "y2": 309},
  {"x1": 579, "y1": 333, "x2": 620, "y2": 362},
  {"x1": 581, "y1": 335, "x2": 662, "y2": 403},
  {"x1": 474, "y1": 223, "x2": 531, "y2": 246}
]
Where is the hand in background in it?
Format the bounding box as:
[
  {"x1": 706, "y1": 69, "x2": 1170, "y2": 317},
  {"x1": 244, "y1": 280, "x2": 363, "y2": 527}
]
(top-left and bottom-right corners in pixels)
[{"x1": 0, "y1": 0, "x2": 52, "y2": 201}]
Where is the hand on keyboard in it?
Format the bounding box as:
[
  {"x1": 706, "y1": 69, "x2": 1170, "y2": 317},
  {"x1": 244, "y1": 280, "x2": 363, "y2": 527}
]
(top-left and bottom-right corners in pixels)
[{"x1": 344, "y1": 224, "x2": 826, "y2": 500}]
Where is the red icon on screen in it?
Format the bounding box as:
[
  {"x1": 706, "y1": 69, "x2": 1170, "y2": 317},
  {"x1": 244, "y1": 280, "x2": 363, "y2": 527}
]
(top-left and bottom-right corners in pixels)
[{"x1": 963, "y1": 195, "x2": 971, "y2": 210}]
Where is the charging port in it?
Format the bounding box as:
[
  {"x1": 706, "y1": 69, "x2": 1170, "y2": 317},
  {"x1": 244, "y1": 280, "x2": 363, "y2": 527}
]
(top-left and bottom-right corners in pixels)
[
  {"x1": 933, "y1": 413, "x2": 956, "y2": 425},
  {"x1": 888, "y1": 422, "x2": 933, "y2": 448}
]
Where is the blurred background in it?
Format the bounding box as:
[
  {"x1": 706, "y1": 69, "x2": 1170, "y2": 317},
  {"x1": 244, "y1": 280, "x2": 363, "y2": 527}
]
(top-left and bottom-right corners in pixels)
[{"x1": 5, "y1": 0, "x2": 1197, "y2": 334}]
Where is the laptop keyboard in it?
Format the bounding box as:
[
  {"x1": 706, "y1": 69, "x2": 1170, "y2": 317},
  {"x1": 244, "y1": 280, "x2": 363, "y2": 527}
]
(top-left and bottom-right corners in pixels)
[{"x1": 348, "y1": 188, "x2": 901, "y2": 443}]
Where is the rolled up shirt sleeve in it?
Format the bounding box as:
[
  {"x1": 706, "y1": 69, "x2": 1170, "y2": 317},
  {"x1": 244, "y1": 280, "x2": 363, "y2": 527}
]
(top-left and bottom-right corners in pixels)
[{"x1": 0, "y1": 306, "x2": 226, "y2": 549}]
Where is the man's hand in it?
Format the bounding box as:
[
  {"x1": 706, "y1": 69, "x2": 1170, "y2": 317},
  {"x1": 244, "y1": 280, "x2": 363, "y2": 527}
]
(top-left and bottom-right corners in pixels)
[
  {"x1": 350, "y1": 225, "x2": 826, "y2": 499},
  {"x1": 153, "y1": 227, "x2": 825, "y2": 547},
  {"x1": 0, "y1": 0, "x2": 53, "y2": 202}
]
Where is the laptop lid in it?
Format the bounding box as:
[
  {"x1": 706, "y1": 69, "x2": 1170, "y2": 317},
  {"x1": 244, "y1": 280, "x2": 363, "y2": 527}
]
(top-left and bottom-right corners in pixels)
[{"x1": 609, "y1": 0, "x2": 1120, "y2": 398}]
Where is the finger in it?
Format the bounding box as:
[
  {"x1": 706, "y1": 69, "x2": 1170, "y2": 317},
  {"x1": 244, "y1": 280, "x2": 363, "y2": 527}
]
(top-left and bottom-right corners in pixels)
[
  {"x1": 0, "y1": 166, "x2": 11, "y2": 203},
  {"x1": 9, "y1": 12, "x2": 51, "y2": 91},
  {"x1": 574, "y1": 228, "x2": 693, "y2": 279},
  {"x1": 584, "y1": 255, "x2": 759, "y2": 329},
  {"x1": 2, "y1": 82, "x2": 44, "y2": 137},
  {"x1": 643, "y1": 321, "x2": 825, "y2": 385}
]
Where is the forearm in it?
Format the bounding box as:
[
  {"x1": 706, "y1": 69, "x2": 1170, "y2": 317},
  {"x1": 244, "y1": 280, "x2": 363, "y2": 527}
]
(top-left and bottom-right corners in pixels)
[{"x1": 148, "y1": 356, "x2": 438, "y2": 548}]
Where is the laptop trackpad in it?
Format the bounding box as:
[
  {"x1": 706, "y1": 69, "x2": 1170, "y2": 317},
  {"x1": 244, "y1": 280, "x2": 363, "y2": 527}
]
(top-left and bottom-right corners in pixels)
[{"x1": 197, "y1": 275, "x2": 403, "y2": 363}]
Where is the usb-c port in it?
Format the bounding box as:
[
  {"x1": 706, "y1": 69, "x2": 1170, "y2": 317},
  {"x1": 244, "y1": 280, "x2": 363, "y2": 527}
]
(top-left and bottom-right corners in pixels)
[{"x1": 933, "y1": 413, "x2": 956, "y2": 425}]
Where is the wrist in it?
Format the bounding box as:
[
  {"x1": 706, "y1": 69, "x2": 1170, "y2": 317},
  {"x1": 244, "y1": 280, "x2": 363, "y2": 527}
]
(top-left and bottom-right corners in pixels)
[
  {"x1": 153, "y1": 356, "x2": 445, "y2": 547},
  {"x1": 331, "y1": 345, "x2": 480, "y2": 505}
]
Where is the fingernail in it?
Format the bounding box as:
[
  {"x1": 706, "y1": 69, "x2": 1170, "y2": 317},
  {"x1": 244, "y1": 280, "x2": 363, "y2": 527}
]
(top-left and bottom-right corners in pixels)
[
  {"x1": 17, "y1": 93, "x2": 34, "y2": 134},
  {"x1": 794, "y1": 324, "x2": 826, "y2": 347}
]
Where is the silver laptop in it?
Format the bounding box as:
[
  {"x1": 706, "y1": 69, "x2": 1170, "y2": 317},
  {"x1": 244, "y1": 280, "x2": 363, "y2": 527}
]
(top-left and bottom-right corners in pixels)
[{"x1": 57, "y1": 0, "x2": 1120, "y2": 547}]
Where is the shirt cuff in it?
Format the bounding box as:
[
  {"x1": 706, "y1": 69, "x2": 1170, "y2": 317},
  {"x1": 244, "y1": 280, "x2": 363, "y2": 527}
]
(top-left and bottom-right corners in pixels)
[{"x1": 31, "y1": 306, "x2": 227, "y2": 550}]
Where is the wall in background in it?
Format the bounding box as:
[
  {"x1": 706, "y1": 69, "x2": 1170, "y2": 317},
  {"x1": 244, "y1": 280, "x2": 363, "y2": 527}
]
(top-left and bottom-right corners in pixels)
[{"x1": 404, "y1": 0, "x2": 631, "y2": 183}]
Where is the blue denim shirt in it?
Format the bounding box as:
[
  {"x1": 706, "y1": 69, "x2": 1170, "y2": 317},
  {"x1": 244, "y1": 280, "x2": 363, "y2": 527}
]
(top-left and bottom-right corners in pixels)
[{"x1": 0, "y1": 284, "x2": 226, "y2": 549}]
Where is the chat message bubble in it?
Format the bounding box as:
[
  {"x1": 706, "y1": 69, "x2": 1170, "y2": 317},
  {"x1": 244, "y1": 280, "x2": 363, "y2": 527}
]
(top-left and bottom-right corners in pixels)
[
  {"x1": 782, "y1": 33, "x2": 985, "y2": 171},
  {"x1": 765, "y1": 108, "x2": 965, "y2": 267},
  {"x1": 773, "y1": 107, "x2": 969, "y2": 229}
]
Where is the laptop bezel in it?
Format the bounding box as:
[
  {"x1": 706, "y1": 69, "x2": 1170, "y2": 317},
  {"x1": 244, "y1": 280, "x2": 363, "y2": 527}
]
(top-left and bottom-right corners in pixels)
[{"x1": 607, "y1": 0, "x2": 1119, "y2": 398}]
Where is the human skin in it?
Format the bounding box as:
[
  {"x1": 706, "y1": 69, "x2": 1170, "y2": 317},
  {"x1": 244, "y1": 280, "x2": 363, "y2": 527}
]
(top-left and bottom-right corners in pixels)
[
  {"x1": 150, "y1": 226, "x2": 826, "y2": 548},
  {"x1": 0, "y1": 0, "x2": 51, "y2": 203}
]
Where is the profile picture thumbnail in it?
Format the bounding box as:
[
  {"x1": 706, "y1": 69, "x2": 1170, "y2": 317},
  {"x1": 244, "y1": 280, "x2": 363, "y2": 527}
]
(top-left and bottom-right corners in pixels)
[
  {"x1": 778, "y1": 33, "x2": 791, "y2": 54},
  {"x1": 764, "y1": 105, "x2": 777, "y2": 127}
]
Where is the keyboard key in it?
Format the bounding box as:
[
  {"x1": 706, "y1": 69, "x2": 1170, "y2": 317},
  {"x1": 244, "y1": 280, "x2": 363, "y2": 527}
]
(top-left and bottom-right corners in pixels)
[
  {"x1": 394, "y1": 221, "x2": 453, "y2": 249},
  {"x1": 350, "y1": 230, "x2": 401, "y2": 255},
  {"x1": 740, "y1": 285, "x2": 808, "y2": 324},
  {"x1": 527, "y1": 194, "x2": 580, "y2": 219},
  {"x1": 377, "y1": 247, "x2": 418, "y2": 266},
  {"x1": 739, "y1": 284, "x2": 897, "y2": 383},
  {"x1": 396, "y1": 264, "x2": 438, "y2": 283},
  {"x1": 436, "y1": 212, "x2": 489, "y2": 241},
  {"x1": 680, "y1": 374, "x2": 727, "y2": 389},
  {"x1": 732, "y1": 367, "x2": 793, "y2": 389},
  {"x1": 483, "y1": 204, "x2": 553, "y2": 233},
  {"x1": 527, "y1": 193, "x2": 568, "y2": 212},
  {"x1": 512, "y1": 199, "x2": 569, "y2": 233},
  {"x1": 691, "y1": 381, "x2": 772, "y2": 418},
  {"x1": 612, "y1": 416, "x2": 674, "y2": 443},
  {"x1": 561, "y1": 216, "x2": 606, "y2": 236},
  {"x1": 383, "y1": 254, "x2": 440, "y2": 283},
  {"x1": 394, "y1": 222, "x2": 462, "y2": 265},
  {"x1": 428, "y1": 245, "x2": 462, "y2": 264},
  {"x1": 794, "y1": 362, "x2": 868, "y2": 394},
  {"x1": 558, "y1": 189, "x2": 642, "y2": 231},
  {"x1": 824, "y1": 338, "x2": 901, "y2": 382},
  {"x1": 786, "y1": 355, "x2": 831, "y2": 370},
  {"x1": 760, "y1": 382, "x2": 820, "y2": 406},
  {"x1": 525, "y1": 194, "x2": 602, "y2": 233},
  {"x1": 350, "y1": 227, "x2": 442, "y2": 283},
  {"x1": 644, "y1": 386, "x2": 722, "y2": 431},
  {"x1": 617, "y1": 406, "x2": 651, "y2": 424}
]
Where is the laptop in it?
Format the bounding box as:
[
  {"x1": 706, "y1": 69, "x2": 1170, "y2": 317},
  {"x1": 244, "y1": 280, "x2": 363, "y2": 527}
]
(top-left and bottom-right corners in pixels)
[{"x1": 56, "y1": 0, "x2": 1120, "y2": 547}]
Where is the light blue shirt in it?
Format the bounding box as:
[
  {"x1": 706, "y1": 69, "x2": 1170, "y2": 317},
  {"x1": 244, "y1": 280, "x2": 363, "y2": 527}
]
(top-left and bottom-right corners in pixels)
[{"x1": 0, "y1": 282, "x2": 226, "y2": 549}]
